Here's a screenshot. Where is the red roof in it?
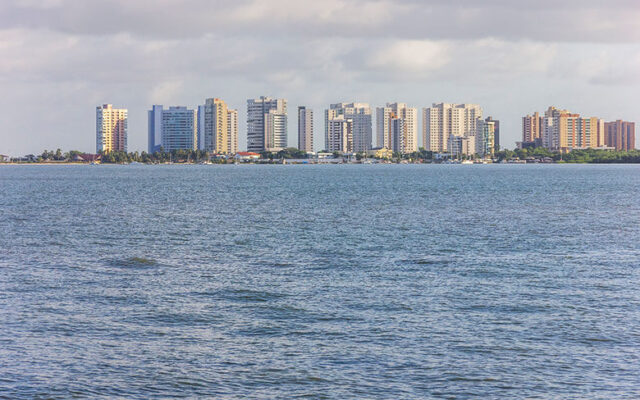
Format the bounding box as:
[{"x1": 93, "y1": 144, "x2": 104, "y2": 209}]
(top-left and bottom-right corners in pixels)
[{"x1": 236, "y1": 152, "x2": 260, "y2": 156}]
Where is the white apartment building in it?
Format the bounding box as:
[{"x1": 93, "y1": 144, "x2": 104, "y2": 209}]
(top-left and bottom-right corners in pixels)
[
  {"x1": 298, "y1": 106, "x2": 314, "y2": 152},
  {"x1": 326, "y1": 115, "x2": 353, "y2": 153},
  {"x1": 325, "y1": 103, "x2": 372, "y2": 152},
  {"x1": 376, "y1": 103, "x2": 418, "y2": 153},
  {"x1": 247, "y1": 96, "x2": 287, "y2": 152},
  {"x1": 97, "y1": 104, "x2": 128, "y2": 153},
  {"x1": 422, "y1": 103, "x2": 482, "y2": 153}
]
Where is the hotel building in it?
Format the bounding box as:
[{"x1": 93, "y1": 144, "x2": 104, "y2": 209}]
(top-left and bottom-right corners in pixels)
[
  {"x1": 247, "y1": 96, "x2": 287, "y2": 152},
  {"x1": 96, "y1": 104, "x2": 127, "y2": 153}
]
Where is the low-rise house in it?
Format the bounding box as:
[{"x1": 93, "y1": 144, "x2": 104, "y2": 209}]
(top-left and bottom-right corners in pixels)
[{"x1": 72, "y1": 153, "x2": 101, "y2": 162}]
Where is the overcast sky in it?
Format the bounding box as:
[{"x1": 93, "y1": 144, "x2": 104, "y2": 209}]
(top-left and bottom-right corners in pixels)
[{"x1": 1, "y1": 0, "x2": 640, "y2": 155}]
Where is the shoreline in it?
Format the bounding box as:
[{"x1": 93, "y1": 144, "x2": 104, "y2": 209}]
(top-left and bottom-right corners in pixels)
[{"x1": 3, "y1": 162, "x2": 640, "y2": 166}]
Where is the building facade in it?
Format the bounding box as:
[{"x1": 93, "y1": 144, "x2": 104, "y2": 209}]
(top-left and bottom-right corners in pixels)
[
  {"x1": 326, "y1": 115, "x2": 353, "y2": 153},
  {"x1": 485, "y1": 116, "x2": 500, "y2": 152},
  {"x1": 298, "y1": 106, "x2": 314, "y2": 152},
  {"x1": 376, "y1": 103, "x2": 418, "y2": 153},
  {"x1": 422, "y1": 103, "x2": 482, "y2": 153},
  {"x1": 604, "y1": 120, "x2": 635, "y2": 151},
  {"x1": 148, "y1": 105, "x2": 163, "y2": 153},
  {"x1": 448, "y1": 135, "x2": 476, "y2": 157},
  {"x1": 326, "y1": 103, "x2": 372, "y2": 152},
  {"x1": 96, "y1": 104, "x2": 127, "y2": 153},
  {"x1": 540, "y1": 106, "x2": 604, "y2": 151},
  {"x1": 247, "y1": 96, "x2": 287, "y2": 152},
  {"x1": 522, "y1": 112, "x2": 542, "y2": 145},
  {"x1": 227, "y1": 109, "x2": 238, "y2": 154},
  {"x1": 160, "y1": 106, "x2": 197, "y2": 151},
  {"x1": 198, "y1": 98, "x2": 228, "y2": 153},
  {"x1": 476, "y1": 118, "x2": 496, "y2": 157}
]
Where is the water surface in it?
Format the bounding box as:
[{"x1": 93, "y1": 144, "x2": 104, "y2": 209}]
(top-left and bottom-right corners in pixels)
[{"x1": 1, "y1": 164, "x2": 639, "y2": 399}]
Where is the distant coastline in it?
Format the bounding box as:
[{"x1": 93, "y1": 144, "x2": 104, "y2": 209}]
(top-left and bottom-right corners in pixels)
[{"x1": 3, "y1": 147, "x2": 640, "y2": 165}]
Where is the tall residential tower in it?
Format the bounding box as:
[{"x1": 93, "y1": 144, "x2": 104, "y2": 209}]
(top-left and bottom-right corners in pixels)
[
  {"x1": 197, "y1": 98, "x2": 238, "y2": 154},
  {"x1": 298, "y1": 106, "x2": 314, "y2": 152},
  {"x1": 96, "y1": 104, "x2": 127, "y2": 153},
  {"x1": 325, "y1": 103, "x2": 372, "y2": 152},
  {"x1": 247, "y1": 96, "x2": 287, "y2": 152},
  {"x1": 376, "y1": 103, "x2": 418, "y2": 153},
  {"x1": 422, "y1": 103, "x2": 482, "y2": 153}
]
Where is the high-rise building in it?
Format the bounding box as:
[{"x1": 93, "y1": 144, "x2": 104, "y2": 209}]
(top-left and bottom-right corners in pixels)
[
  {"x1": 326, "y1": 103, "x2": 372, "y2": 152},
  {"x1": 390, "y1": 116, "x2": 405, "y2": 153},
  {"x1": 326, "y1": 115, "x2": 353, "y2": 153},
  {"x1": 161, "y1": 106, "x2": 197, "y2": 151},
  {"x1": 96, "y1": 104, "x2": 127, "y2": 153},
  {"x1": 540, "y1": 106, "x2": 603, "y2": 151},
  {"x1": 227, "y1": 109, "x2": 238, "y2": 154},
  {"x1": 148, "y1": 105, "x2": 163, "y2": 153},
  {"x1": 476, "y1": 118, "x2": 496, "y2": 157},
  {"x1": 298, "y1": 106, "x2": 314, "y2": 152},
  {"x1": 422, "y1": 103, "x2": 482, "y2": 153},
  {"x1": 247, "y1": 96, "x2": 287, "y2": 152},
  {"x1": 265, "y1": 112, "x2": 287, "y2": 151},
  {"x1": 485, "y1": 116, "x2": 500, "y2": 152},
  {"x1": 149, "y1": 105, "x2": 198, "y2": 152},
  {"x1": 376, "y1": 103, "x2": 418, "y2": 153},
  {"x1": 605, "y1": 120, "x2": 635, "y2": 151},
  {"x1": 522, "y1": 112, "x2": 542, "y2": 145},
  {"x1": 198, "y1": 98, "x2": 228, "y2": 153}
]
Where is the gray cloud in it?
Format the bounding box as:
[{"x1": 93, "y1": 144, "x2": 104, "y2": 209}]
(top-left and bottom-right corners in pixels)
[{"x1": 1, "y1": 0, "x2": 640, "y2": 155}]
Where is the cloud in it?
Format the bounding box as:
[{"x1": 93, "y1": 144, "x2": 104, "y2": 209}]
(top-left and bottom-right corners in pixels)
[
  {"x1": 366, "y1": 40, "x2": 451, "y2": 74},
  {"x1": 1, "y1": 0, "x2": 640, "y2": 42},
  {"x1": 1, "y1": 0, "x2": 640, "y2": 155}
]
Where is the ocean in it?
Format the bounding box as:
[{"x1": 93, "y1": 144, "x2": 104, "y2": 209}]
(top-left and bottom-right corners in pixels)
[{"x1": 1, "y1": 164, "x2": 639, "y2": 399}]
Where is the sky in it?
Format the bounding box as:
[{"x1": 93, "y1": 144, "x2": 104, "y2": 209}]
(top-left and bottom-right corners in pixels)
[{"x1": 1, "y1": 0, "x2": 640, "y2": 155}]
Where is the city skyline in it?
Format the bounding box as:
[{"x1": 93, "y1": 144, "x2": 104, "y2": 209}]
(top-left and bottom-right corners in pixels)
[{"x1": 2, "y1": 0, "x2": 640, "y2": 155}]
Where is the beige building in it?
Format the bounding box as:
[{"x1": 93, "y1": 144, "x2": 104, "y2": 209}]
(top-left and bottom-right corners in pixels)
[
  {"x1": 422, "y1": 103, "x2": 482, "y2": 153},
  {"x1": 541, "y1": 106, "x2": 604, "y2": 151},
  {"x1": 376, "y1": 103, "x2": 418, "y2": 153},
  {"x1": 227, "y1": 109, "x2": 238, "y2": 154},
  {"x1": 522, "y1": 112, "x2": 542, "y2": 143},
  {"x1": 96, "y1": 104, "x2": 127, "y2": 153},
  {"x1": 197, "y1": 99, "x2": 238, "y2": 154}
]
